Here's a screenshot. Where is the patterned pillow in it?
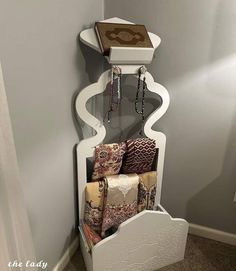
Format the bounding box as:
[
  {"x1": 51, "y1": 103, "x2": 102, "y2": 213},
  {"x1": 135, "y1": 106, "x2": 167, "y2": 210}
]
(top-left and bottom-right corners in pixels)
[
  {"x1": 122, "y1": 138, "x2": 156, "y2": 174},
  {"x1": 92, "y1": 143, "x2": 126, "y2": 180}
]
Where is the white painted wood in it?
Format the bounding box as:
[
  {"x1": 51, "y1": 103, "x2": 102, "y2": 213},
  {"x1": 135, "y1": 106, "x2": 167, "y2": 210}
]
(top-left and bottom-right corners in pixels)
[
  {"x1": 189, "y1": 223, "x2": 236, "y2": 246},
  {"x1": 80, "y1": 232, "x2": 93, "y2": 271},
  {"x1": 52, "y1": 236, "x2": 79, "y2": 271},
  {"x1": 75, "y1": 18, "x2": 188, "y2": 271},
  {"x1": 80, "y1": 17, "x2": 161, "y2": 65},
  {"x1": 80, "y1": 29, "x2": 101, "y2": 53},
  {"x1": 90, "y1": 210, "x2": 188, "y2": 271},
  {"x1": 79, "y1": 225, "x2": 90, "y2": 253},
  {"x1": 75, "y1": 71, "x2": 108, "y2": 220},
  {"x1": 75, "y1": 67, "x2": 188, "y2": 270},
  {"x1": 143, "y1": 72, "x2": 170, "y2": 205},
  {"x1": 157, "y1": 204, "x2": 168, "y2": 214},
  {"x1": 101, "y1": 17, "x2": 134, "y2": 24},
  {"x1": 75, "y1": 69, "x2": 169, "y2": 219},
  {"x1": 112, "y1": 65, "x2": 144, "y2": 74}
]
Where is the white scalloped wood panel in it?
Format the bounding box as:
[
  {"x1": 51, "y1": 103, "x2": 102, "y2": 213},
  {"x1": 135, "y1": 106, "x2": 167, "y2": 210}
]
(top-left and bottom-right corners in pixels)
[
  {"x1": 75, "y1": 69, "x2": 170, "y2": 220},
  {"x1": 92, "y1": 211, "x2": 188, "y2": 271},
  {"x1": 76, "y1": 20, "x2": 188, "y2": 270}
]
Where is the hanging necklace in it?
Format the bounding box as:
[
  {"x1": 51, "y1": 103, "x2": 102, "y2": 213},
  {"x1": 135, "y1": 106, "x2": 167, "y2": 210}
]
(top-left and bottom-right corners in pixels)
[
  {"x1": 105, "y1": 66, "x2": 122, "y2": 123},
  {"x1": 135, "y1": 66, "x2": 147, "y2": 135}
]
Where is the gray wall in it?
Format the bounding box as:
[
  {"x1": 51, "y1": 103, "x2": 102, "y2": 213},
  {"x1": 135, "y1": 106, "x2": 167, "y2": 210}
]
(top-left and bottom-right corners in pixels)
[
  {"x1": 105, "y1": 0, "x2": 236, "y2": 234},
  {"x1": 0, "y1": 0, "x2": 103, "y2": 270}
]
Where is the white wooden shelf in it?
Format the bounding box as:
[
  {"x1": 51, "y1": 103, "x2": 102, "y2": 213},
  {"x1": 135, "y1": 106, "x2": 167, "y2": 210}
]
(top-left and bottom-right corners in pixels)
[
  {"x1": 75, "y1": 17, "x2": 188, "y2": 271},
  {"x1": 80, "y1": 17, "x2": 161, "y2": 64}
]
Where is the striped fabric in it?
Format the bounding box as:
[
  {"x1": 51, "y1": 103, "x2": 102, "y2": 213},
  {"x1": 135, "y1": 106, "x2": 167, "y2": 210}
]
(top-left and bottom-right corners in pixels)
[{"x1": 122, "y1": 138, "x2": 156, "y2": 174}]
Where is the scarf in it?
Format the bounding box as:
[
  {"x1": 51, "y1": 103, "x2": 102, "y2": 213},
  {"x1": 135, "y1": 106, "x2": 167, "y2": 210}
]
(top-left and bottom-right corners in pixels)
[
  {"x1": 82, "y1": 222, "x2": 102, "y2": 250},
  {"x1": 138, "y1": 171, "x2": 157, "y2": 212},
  {"x1": 101, "y1": 173, "x2": 139, "y2": 237},
  {"x1": 84, "y1": 180, "x2": 106, "y2": 233}
]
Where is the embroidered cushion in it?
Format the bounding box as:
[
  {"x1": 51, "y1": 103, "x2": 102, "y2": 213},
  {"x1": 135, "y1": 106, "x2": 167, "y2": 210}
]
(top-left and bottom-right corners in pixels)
[
  {"x1": 122, "y1": 138, "x2": 156, "y2": 174},
  {"x1": 92, "y1": 142, "x2": 126, "y2": 180}
]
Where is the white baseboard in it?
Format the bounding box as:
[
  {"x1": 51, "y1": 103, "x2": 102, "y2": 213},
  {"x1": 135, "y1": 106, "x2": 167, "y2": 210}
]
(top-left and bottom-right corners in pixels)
[
  {"x1": 52, "y1": 236, "x2": 79, "y2": 271},
  {"x1": 189, "y1": 223, "x2": 236, "y2": 246}
]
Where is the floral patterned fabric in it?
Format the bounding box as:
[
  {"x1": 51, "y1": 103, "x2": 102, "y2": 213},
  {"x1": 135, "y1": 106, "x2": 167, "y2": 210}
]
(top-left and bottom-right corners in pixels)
[
  {"x1": 84, "y1": 180, "x2": 106, "y2": 234},
  {"x1": 92, "y1": 143, "x2": 126, "y2": 180},
  {"x1": 82, "y1": 222, "x2": 102, "y2": 250},
  {"x1": 101, "y1": 174, "x2": 139, "y2": 237},
  {"x1": 138, "y1": 171, "x2": 157, "y2": 212},
  {"x1": 121, "y1": 138, "x2": 156, "y2": 174}
]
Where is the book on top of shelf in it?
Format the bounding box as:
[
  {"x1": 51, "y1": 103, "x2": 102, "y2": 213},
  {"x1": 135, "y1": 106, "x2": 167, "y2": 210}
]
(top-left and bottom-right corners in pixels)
[{"x1": 94, "y1": 22, "x2": 153, "y2": 56}]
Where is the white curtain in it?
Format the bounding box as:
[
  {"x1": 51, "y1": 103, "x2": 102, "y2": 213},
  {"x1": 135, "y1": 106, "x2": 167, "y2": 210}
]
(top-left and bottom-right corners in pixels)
[{"x1": 0, "y1": 63, "x2": 37, "y2": 271}]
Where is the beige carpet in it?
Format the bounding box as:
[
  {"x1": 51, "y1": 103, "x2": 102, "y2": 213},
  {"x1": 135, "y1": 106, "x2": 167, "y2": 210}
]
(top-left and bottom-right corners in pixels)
[{"x1": 64, "y1": 234, "x2": 236, "y2": 271}]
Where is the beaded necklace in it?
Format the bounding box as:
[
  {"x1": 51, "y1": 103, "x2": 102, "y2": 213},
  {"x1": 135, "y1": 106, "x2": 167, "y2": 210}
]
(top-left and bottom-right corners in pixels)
[
  {"x1": 135, "y1": 66, "x2": 147, "y2": 135},
  {"x1": 105, "y1": 65, "x2": 147, "y2": 134},
  {"x1": 105, "y1": 66, "x2": 122, "y2": 123}
]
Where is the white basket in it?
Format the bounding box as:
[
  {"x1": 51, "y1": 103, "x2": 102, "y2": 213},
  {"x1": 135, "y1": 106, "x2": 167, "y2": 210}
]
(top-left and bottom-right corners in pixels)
[{"x1": 80, "y1": 209, "x2": 188, "y2": 271}]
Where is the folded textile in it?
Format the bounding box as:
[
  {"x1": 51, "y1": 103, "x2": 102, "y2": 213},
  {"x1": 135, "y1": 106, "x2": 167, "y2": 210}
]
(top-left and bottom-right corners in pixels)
[
  {"x1": 122, "y1": 138, "x2": 156, "y2": 174},
  {"x1": 101, "y1": 173, "x2": 139, "y2": 237},
  {"x1": 138, "y1": 171, "x2": 157, "y2": 212},
  {"x1": 92, "y1": 142, "x2": 126, "y2": 180},
  {"x1": 84, "y1": 180, "x2": 106, "y2": 233},
  {"x1": 82, "y1": 222, "x2": 102, "y2": 250}
]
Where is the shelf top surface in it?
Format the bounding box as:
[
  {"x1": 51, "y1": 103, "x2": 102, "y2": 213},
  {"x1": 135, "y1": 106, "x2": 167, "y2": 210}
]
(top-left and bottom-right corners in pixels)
[{"x1": 80, "y1": 17, "x2": 161, "y2": 54}]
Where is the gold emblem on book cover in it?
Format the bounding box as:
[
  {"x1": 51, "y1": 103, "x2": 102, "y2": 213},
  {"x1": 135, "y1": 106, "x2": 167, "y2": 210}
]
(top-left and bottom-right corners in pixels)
[{"x1": 105, "y1": 28, "x2": 145, "y2": 45}]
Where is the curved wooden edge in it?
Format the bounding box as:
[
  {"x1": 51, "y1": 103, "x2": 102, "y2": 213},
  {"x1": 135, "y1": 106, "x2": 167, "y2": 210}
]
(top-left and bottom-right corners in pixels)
[
  {"x1": 92, "y1": 210, "x2": 188, "y2": 252},
  {"x1": 91, "y1": 210, "x2": 188, "y2": 271},
  {"x1": 76, "y1": 70, "x2": 110, "y2": 220},
  {"x1": 144, "y1": 72, "x2": 170, "y2": 141},
  {"x1": 75, "y1": 70, "x2": 109, "y2": 153},
  {"x1": 75, "y1": 69, "x2": 170, "y2": 218},
  {"x1": 75, "y1": 71, "x2": 170, "y2": 153},
  {"x1": 143, "y1": 72, "x2": 170, "y2": 204}
]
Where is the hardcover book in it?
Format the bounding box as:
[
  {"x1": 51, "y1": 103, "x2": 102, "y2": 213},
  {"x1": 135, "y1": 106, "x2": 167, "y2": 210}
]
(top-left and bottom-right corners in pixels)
[{"x1": 94, "y1": 22, "x2": 153, "y2": 56}]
